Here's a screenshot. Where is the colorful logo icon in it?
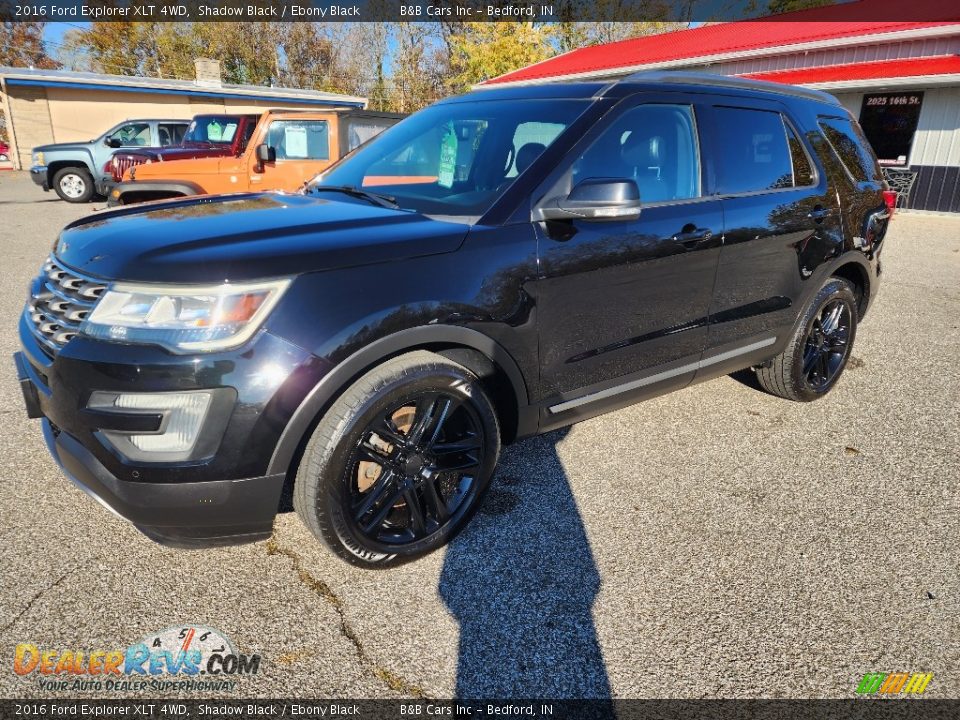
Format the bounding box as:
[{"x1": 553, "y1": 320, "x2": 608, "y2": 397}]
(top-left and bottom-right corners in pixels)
[{"x1": 856, "y1": 672, "x2": 933, "y2": 695}]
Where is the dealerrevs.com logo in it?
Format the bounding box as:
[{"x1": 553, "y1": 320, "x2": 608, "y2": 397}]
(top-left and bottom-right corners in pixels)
[{"x1": 13, "y1": 626, "x2": 261, "y2": 693}]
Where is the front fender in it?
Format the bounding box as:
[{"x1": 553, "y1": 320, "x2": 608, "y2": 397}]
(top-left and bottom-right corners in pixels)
[
  {"x1": 46, "y1": 149, "x2": 95, "y2": 174},
  {"x1": 266, "y1": 325, "x2": 530, "y2": 476}
]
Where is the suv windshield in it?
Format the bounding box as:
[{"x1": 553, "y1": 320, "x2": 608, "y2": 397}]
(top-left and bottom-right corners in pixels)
[
  {"x1": 183, "y1": 116, "x2": 241, "y2": 145},
  {"x1": 313, "y1": 99, "x2": 588, "y2": 217}
]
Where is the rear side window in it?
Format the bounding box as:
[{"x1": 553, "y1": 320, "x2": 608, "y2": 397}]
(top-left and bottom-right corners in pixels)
[
  {"x1": 345, "y1": 119, "x2": 395, "y2": 151},
  {"x1": 713, "y1": 107, "x2": 793, "y2": 194},
  {"x1": 158, "y1": 123, "x2": 186, "y2": 147},
  {"x1": 818, "y1": 117, "x2": 882, "y2": 183}
]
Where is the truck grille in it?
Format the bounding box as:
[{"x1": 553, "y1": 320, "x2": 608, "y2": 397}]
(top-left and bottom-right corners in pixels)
[
  {"x1": 111, "y1": 154, "x2": 150, "y2": 183},
  {"x1": 26, "y1": 257, "x2": 107, "y2": 354}
]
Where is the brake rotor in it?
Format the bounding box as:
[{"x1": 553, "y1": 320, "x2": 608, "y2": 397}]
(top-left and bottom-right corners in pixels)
[{"x1": 356, "y1": 405, "x2": 416, "y2": 493}]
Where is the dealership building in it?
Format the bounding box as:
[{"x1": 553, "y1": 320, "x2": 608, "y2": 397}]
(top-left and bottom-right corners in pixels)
[
  {"x1": 0, "y1": 65, "x2": 366, "y2": 171},
  {"x1": 486, "y1": 11, "x2": 960, "y2": 213}
]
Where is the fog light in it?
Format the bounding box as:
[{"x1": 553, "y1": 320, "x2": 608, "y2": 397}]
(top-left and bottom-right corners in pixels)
[{"x1": 89, "y1": 390, "x2": 213, "y2": 458}]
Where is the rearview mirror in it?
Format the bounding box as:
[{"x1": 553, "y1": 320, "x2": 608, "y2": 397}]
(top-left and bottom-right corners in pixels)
[{"x1": 534, "y1": 178, "x2": 641, "y2": 222}]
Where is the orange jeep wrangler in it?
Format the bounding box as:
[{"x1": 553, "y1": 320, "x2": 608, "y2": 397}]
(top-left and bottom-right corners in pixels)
[{"x1": 108, "y1": 109, "x2": 403, "y2": 205}]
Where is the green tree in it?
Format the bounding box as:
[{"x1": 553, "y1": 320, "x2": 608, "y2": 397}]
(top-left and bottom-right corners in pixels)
[
  {"x1": 1, "y1": 21, "x2": 58, "y2": 69},
  {"x1": 448, "y1": 22, "x2": 556, "y2": 92}
]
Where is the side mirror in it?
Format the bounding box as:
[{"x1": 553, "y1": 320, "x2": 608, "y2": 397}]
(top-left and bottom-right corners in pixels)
[
  {"x1": 106, "y1": 138, "x2": 122, "y2": 148},
  {"x1": 256, "y1": 144, "x2": 276, "y2": 164},
  {"x1": 535, "y1": 178, "x2": 642, "y2": 222}
]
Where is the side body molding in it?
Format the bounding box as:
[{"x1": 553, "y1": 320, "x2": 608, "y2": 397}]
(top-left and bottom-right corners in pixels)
[{"x1": 267, "y1": 325, "x2": 531, "y2": 476}]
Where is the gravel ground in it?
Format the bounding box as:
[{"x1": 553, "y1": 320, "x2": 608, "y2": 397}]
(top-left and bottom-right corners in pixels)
[{"x1": 0, "y1": 171, "x2": 957, "y2": 700}]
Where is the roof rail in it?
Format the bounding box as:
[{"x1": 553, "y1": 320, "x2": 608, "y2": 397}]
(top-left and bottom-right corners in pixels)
[
  {"x1": 262, "y1": 106, "x2": 357, "y2": 114},
  {"x1": 619, "y1": 70, "x2": 842, "y2": 105}
]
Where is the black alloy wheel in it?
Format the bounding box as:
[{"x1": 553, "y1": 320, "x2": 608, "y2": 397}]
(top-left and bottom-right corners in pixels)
[
  {"x1": 294, "y1": 351, "x2": 500, "y2": 567},
  {"x1": 755, "y1": 276, "x2": 858, "y2": 402},
  {"x1": 801, "y1": 298, "x2": 852, "y2": 391},
  {"x1": 346, "y1": 392, "x2": 485, "y2": 548}
]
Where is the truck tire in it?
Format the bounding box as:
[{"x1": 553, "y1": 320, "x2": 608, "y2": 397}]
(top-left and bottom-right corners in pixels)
[
  {"x1": 293, "y1": 351, "x2": 501, "y2": 567},
  {"x1": 756, "y1": 277, "x2": 858, "y2": 402},
  {"x1": 52, "y1": 167, "x2": 95, "y2": 203}
]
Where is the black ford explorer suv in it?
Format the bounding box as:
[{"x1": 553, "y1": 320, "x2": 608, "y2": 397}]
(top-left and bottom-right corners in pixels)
[{"x1": 15, "y1": 72, "x2": 891, "y2": 567}]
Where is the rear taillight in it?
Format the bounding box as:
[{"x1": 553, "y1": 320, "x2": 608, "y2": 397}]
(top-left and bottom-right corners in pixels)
[
  {"x1": 103, "y1": 160, "x2": 112, "y2": 173},
  {"x1": 882, "y1": 190, "x2": 897, "y2": 216}
]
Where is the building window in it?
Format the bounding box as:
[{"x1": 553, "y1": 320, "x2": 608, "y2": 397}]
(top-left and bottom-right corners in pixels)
[{"x1": 858, "y1": 92, "x2": 924, "y2": 167}]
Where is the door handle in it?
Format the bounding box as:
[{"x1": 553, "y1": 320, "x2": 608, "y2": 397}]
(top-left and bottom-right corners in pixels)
[
  {"x1": 671, "y1": 226, "x2": 713, "y2": 248},
  {"x1": 808, "y1": 206, "x2": 832, "y2": 223}
]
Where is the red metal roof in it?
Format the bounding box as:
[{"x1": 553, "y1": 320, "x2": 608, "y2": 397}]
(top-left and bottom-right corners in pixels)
[
  {"x1": 745, "y1": 55, "x2": 960, "y2": 84},
  {"x1": 485, "y1": 1, "x2": 960, "y2": 86}
]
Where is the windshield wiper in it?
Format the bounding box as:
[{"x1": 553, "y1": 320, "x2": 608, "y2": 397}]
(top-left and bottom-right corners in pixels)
[{"x1": 308, "y1": 185, "x2": 400, "y2": 209}]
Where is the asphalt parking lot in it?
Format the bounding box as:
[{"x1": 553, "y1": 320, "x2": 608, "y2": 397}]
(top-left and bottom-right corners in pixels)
[{"x1": 0, "y1": 171, "x2": 957, "y2": 700}]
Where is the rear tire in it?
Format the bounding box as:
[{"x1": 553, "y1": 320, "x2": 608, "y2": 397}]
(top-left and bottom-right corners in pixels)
[
  {"x1": 52, "y1": 167, "x2": 95, "y2": 203},
  {"x1": 756, "y1": 277, "x2": 858, "y2": 402},
  {"x1": 293, "y1": 351, "x2": 501, "y2": 567}
]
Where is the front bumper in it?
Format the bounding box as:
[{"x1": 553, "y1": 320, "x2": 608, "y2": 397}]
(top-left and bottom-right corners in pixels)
[
  {"x1": 30, "y1": 165, "x2": 48, "y2": 190},
  {"x1": 41, "y1": 418, "x2": 284, "y2": 547},
  {"x1": 95, "y1": 177, "x2": 116, "y2": 198},
  {"x1": 14, "y1": 307, "x2": 321, "y2": 547}
]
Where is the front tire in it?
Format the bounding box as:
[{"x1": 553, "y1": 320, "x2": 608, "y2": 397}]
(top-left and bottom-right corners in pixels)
[
  {"x1": 52, "y1": 167, "x2": 95, "y2": 203},
  {"x1": 756, "y1": 277, "x2": 858, "y2": 402},
  {"x1": 293, "y1": 351, "x2": 501, "y2": 567}
]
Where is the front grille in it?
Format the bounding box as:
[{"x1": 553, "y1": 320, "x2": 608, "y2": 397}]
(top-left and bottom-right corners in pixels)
[
  {"x1": 111, "y1": 155, "x2": 149, "y2": 183},
  {"x1": 26, "y1": 257, "x2": 107, "y2": 354}
]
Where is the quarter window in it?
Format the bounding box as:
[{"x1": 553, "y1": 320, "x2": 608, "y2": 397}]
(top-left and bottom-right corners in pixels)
[
  {"x1": 267, "y1": 120, "x2": 330, "y2": 160},
  {"x1": 570, "y1": 104, "x2": 701, "y2": 203},
  {"x1": 713, "y1": 107, "x2": 793, "y2": 194},
  {"x1": 785, "y1": 121, "x2": 815, "y2": 187},
  {"x1": 818, "y1": 117, "x2": 882, "y2": 183}
]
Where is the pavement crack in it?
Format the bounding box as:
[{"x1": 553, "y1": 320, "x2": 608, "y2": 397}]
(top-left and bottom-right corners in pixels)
[
  {"x1": 265, "y1": 536, "x2": 429, "y2": 699},
  {"x1": 1, "y1": 566, "x2": 77, "y2": 634}
]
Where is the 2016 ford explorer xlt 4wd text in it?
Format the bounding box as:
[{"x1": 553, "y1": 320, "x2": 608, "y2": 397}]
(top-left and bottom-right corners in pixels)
[{"x1": 15, "y1": 73, "x2": 892, "y2": 567}]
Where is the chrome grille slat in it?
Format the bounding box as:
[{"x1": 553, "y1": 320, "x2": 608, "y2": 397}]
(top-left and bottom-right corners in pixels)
[
  {"x1": 26, "y1": 256, "x2": 107, "y2": 355},
  {"x1": 44, "y1": 281, "x2": 90, "y2": 306}
]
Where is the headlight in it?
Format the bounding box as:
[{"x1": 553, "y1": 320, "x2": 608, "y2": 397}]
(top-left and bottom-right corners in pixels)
[
  {"x1": 81, "y1": 278, "x2": 291, "y2": 353},
  {"x1": 33, "y1": 152, "x2": 44, "y2": 166}
]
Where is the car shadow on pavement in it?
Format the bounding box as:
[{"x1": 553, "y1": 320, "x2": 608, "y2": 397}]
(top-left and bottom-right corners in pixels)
[{"x1": 438, "y1": 428, "x2": 613, "y2": 702}]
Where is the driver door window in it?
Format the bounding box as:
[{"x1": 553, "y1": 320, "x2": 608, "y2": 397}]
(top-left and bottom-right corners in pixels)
[
  {"x1": 267, "y1": 120, "x2": 330, "y2": 160},
  {"x1": 568, "y1": 104, "x2": 701, "y2": 204},
  {"x1": 260, "y1": 120, "x2": 333, "y2": 191},
  {"x1": 107, "y1": 123, "x2": 150, "y2": 147}
]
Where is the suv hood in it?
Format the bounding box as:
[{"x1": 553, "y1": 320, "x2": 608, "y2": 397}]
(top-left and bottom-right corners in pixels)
[
  {"x1": 34, "y1": 142, "x2": 93, "y2": 155},
  {"x1": 55, "y1": 192, "x2": 469, "y2": 283},
  {"x1": 127, "y1": 145, "x2": 233, "y2": 161}
]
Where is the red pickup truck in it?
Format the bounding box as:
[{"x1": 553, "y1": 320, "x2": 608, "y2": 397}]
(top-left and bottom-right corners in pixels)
[{"x1": 108, "y1": 114, "x2": 259, "y2": 184}]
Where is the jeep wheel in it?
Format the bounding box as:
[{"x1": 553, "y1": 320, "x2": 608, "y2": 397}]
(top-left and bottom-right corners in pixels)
[
  {"x1": 756, "y1": 277, "x2": 858, "y2": 402},
  {"x1": 52, "y1": 167, "x2": 95, "y2": 203},
  {"x1": 294, "y1": 351, "x2": 501, "y2": 567}
]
